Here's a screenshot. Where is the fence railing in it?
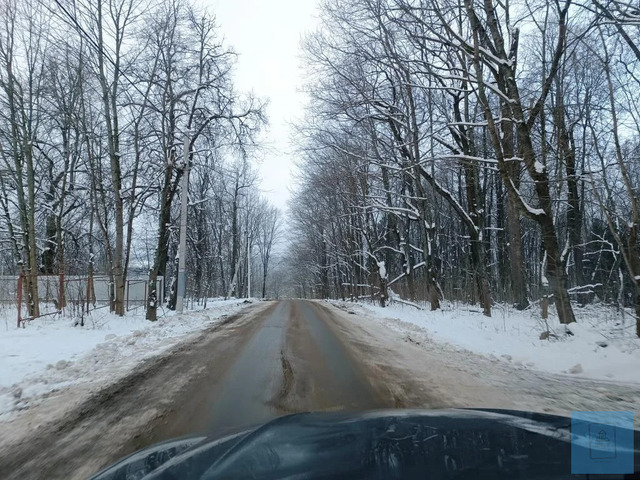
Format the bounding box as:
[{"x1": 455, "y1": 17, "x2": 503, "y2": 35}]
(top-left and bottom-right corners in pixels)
[{"x1": 0, "y1": 274, "x2": 163, "y2": 327}]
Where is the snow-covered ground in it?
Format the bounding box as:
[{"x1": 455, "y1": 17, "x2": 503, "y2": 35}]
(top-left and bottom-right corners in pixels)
[
  {"x1": 0, "y1": 299, "x2": 253, "y2": 419},
  {"x1": 331, "y1": 299, "x2": 640, "y2": 384}
]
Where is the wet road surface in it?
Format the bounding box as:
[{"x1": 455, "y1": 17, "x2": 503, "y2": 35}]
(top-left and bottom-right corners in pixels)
[
  {"x1": 199, "y1": 300, "x2": 289, "y2": 430},
  {"x1": 147, "y1": 299, "x2": 391, "y2": 438},
  {"x1": 0, "y1": 299, "x2": 404, "y2": 480},
  {"x1": 4, "y1": 299, "x2": 640, "y2": 479}
]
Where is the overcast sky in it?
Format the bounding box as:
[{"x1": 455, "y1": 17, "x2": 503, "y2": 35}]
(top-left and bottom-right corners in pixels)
[{"x1": 208, "y1": 0, "x2": 320, "y2": 212}]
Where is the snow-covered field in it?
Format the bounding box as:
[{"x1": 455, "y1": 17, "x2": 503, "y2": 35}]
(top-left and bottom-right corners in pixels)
[
  {"x1": 331, "y1": 299, "x2": 640, "y2": 384},
  {"x1": 0, "y1": 299, "x2": 253, "y2": 419}
]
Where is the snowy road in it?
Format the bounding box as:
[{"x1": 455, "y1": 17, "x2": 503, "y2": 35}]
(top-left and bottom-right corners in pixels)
[
  {"x1": 1, "y1": 299, "x2": 638, "y2": 479},
  {"x1": 141, "y1": 300, "x2": 393, "y2": 440},
  {"x1": 0, "y1": 300, "x2": 405, "y2": 479}
]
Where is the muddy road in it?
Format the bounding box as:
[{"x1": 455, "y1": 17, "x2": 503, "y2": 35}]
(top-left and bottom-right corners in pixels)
[
  {"x1": 141, "y1": 300, "x2": 396, "y2": 440},
  {"x1": 3, "y1": 299, "x2": 639, "y2": 479},
  {"x1": 0, "y1": 300, "x2": 419, "y2": 480}
]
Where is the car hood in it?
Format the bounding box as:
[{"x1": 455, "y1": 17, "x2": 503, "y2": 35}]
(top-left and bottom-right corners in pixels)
[{"x1": 91, "y1": 408, "x2": 639, "y2": 479}]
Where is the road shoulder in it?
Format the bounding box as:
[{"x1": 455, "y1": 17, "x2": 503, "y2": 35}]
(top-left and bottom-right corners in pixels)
[
  {"x1": 322, "y1": 301, "x2": 640, "y2": 426},
  {"x1": 0, "y1": 301, "x2": 272, "y2": 480}
]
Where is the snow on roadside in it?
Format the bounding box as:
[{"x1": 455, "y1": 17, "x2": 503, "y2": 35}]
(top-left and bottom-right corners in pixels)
[
  {"x1": 0, "y1": 299, "x2": 253, "y2": 419},
  {"x1": 330, "y1": 300, "x2": 640, "y2": 384}
]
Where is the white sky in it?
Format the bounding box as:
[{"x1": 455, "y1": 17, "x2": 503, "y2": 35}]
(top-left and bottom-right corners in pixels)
[{"x1": 207, "y1": 0, "x2": 320, "y2": 212}]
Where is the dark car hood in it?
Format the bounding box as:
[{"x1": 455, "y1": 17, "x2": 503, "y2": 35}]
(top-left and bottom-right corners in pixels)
[{"x1": 91, "y1": 408, "x2": 639, "y2": 480}]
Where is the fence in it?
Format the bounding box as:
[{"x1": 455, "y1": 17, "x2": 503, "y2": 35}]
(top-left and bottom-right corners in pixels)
[{"x1": 0, "y1": 274, "x2": 164, "y2": 327}]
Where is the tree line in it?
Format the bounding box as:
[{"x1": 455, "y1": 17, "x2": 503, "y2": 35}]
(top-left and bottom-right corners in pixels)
[
  {"x1": 289, "y1": 0, "x2": 640, "y2": 336},
  {"x1": 0, "y1": 0, "x2": 281, "y2": 321}
]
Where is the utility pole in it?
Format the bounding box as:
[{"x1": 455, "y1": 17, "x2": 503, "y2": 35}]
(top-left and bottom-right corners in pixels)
[
  {"x1": 175, "y1": 134, "x2": 190, "y2": 313},
  {"x1": 247, "y1": 232, "x2": 251, "y2": 299}
]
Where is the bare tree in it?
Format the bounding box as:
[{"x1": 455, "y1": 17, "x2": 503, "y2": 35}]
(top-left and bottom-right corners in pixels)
[
  {"x1": 255, "y1": 203, "x2": 281, "y2": 299},
  {"x1": 0, "y1": 0, "x2": 50, "y2": 317}
]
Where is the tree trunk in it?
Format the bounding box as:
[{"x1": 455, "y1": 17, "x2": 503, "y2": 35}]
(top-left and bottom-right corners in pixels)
[
  {"x1": 96, "y1": 0, "x2": 125, "y2": 315},
  {"x1": 542, "y1": 220, "x2": 575, "y2": 324},
  {"x1": 320, "y1": 228, "x2": 330, "y2": 299},
  {"x1": 404, "y1": 217, "x2": 417, "y2": 302},
  {"x1": 229, "y1": 179, "x2": 240, "y2": 297},
  {"x1": 506, "y1": 193, "x2": 528, "y2": 310},
  {"x1": 421, "y1": 219, "x2": 441, "y2": 310},
  {"x1": 262, "y1": 267, "x2": 268, "y2": 299},
  {"x1": 25, "y1": 141, "x2": 39, "y2": 318},
  {"x1": 556, "y1": 93, "x2": 586, "y2": 305},
  {"x1": 464, "y1": 0, "x2": 573, "y2": 322},
  {"x1": 463, "y1": 151, "x2": 491, "y2": 316},
  {"x1": 43, "y1": 183, "x2": 57, "y2": 275},
  {"x1": 501, "y1": 107, "x2": 529, "y2": 310},
  {"x1": 379, "y1": 266, "x2": 388, "y2": 307},
  {"x1": 627, "y1": 228, "x2": 640, "y2": 337},
  {"x1": 635, "y1": 287, "x2": 640, "y2": 338},
  {"x1": 146, "y1": 145, "x2": 182, "y2": 318},
  {"x1": 87, "y1": 187, "x2": 96, "y2": 313}
]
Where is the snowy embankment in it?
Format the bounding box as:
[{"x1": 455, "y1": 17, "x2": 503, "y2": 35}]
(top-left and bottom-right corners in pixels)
[
  {"x1": 331, "y1": 300, "x2": 640, "y2": 384},
  {"x1": 0, "y1": 299, "x2": 252, "y2": 419}
]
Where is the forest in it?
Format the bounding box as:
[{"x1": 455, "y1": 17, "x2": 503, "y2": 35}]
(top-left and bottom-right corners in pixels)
[
  {"x1": 0, "y1": 0, "x2": 282, "y2": 321},
  {"x1": 288, "y1": 0, "x2": 640, "y2": 336},
  {"x1": 1, "y1": 0, "x2": 639, "y2": 336}
]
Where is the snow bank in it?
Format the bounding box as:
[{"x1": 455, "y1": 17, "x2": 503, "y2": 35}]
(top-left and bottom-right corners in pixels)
[
  {"x1": 333, "y1": 300, "x2": 640, "y2": 384},
  {"x1": 0, "y1": 299, "x2": 252, "y2": 418}
]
